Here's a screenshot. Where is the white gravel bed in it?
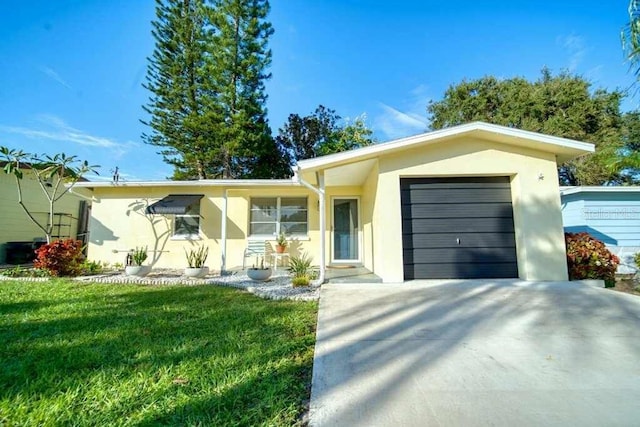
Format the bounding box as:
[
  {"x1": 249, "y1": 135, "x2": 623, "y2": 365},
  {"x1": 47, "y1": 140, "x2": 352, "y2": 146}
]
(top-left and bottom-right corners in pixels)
[{"x1": 73, "y1": 269, "x2": 320, "y2": 301}]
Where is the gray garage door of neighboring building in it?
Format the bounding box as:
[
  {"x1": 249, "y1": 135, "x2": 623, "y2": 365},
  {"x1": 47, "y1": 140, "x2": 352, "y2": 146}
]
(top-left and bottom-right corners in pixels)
[{"x1": 401, "y1": 177, "x2": 519, "y2": 279}]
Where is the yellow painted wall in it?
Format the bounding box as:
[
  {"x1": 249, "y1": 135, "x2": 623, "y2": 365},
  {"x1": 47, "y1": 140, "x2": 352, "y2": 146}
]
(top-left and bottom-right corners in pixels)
[
  {"x1": 86, "y1": 136, "x2": 568, "y2": 282},
  {"x1": 88, "y1": 185, "x2": 321, "y2": 270},
  {"x1": 0, "y1": 170, "x2": 84, "y2": 263},
  {"x1": 373, "y1": 137, "x2": 568, "y2": 282},
  {"x1": 360, "y1": 162, "x2": 379, "y2": 272}
]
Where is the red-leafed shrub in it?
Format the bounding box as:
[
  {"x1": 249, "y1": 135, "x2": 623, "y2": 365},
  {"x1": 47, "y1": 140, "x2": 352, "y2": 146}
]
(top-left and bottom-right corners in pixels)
[
  {"x1": 565, "y1": 232, "x2": 619, "y2": 287},
  {"x1": 34, "y1": 239, "x2": 85, "y2": 277}
]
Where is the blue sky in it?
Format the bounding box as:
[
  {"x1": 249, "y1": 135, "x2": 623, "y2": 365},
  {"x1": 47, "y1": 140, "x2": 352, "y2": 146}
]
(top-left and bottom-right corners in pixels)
[{"x1": 0, "y1": 1, "x2": 636, "y2": 181}]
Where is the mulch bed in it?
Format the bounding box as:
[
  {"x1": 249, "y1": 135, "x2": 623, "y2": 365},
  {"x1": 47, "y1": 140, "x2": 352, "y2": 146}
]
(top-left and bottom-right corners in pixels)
[{"x1": 610, "y1": 277, "x2": 640, "y2": 296}]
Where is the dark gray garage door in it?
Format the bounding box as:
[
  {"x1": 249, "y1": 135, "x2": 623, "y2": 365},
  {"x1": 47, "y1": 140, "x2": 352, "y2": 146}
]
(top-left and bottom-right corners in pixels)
[{"x1": 401, "y1": 177, "x2": 518, "y2": 279}]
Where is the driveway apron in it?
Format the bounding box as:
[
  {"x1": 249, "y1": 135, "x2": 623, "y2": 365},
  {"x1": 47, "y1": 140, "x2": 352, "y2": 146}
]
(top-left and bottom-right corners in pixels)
[{"x1": 309, "y1": 280, "x2": 640, "y2": 427}]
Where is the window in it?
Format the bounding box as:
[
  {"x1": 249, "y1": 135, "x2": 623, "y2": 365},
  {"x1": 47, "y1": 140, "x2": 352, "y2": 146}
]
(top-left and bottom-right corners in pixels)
[
  {"x1": 173, "y1": 200, "x2": 200, "y2": 238},
  {"x1": 250, "y1": 197, "x2": 308, "y2": 237}
]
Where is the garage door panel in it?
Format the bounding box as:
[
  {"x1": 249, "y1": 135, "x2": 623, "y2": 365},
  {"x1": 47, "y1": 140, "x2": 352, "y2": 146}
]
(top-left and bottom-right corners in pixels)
[
  {"x1": 400, "y1": 176, "x2": 518, "y2": 280},
  {"x1": 401, "y1": 188, "x2": 512, "y2": 204},
  {"x1": 404, "y1": 262, "x2": 519, "y2": 280},
  {"x1": 403, "y1": 232, "x2": 516, "y2": 249},
  {"x1": 401, "y1": 202, "x2": 514, "y2": 219},
  {"x1": 401, "y1": 176, "x2": 510, "y2": 187},
  {"x1": 401, "y1": 182, "x2": 511, "y2": 190},
  {"x1": 402, "y1": 217, "x2": 515, "y2": 234},
  {"x1": 403, "y1": 248, "x2": 518, "y2": 264}
]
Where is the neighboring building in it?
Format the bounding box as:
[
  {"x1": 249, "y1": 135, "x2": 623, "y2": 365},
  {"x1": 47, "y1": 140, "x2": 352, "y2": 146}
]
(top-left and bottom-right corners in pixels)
[
  {"x1": 74, "y1": 122, "x2": 593, "y2": 283},
  {"x1": 560, "y1": 186, "x2": 640, "y2": 274},
  {"x1": 0, "y1": 165, "x2": 89, "y2": 264}
]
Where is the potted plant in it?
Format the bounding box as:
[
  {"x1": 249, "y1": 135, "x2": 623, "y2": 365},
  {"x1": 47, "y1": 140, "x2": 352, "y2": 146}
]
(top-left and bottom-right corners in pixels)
[
  {"x1": 125, "y1": 246, "x2": 151, "y2": 277},
  {"x1": 247, "y1": 256, "x2": 272, "y2": 281},
  {"x1": 275, "y1": 232, "x2": 288, "y2": 253},
  {"x1": 184, "y1": 245, "x2": 209, "y2": 278}
]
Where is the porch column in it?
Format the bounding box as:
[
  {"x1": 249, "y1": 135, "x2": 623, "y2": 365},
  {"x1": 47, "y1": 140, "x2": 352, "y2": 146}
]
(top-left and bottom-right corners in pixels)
[
  {"x1": 221, "y1": 189, "x2": 228, "y2": 273},
  {"x1": 318, "y1": 173, "x2": 326, "y2": 283}
]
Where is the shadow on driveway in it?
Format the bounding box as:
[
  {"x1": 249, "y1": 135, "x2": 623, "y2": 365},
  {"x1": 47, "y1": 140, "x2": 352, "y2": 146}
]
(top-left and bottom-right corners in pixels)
[{"x1": 310, "y1": 280, "x2": 640, "y2": 426}]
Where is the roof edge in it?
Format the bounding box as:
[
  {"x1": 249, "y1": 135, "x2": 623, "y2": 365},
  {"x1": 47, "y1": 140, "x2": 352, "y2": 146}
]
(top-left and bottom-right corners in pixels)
[
  {"x1": 296, "y1": 121, "x2": 595, "y2": 170},
  {"x1": 73, "y1": 179, "x2": 299, "y2": 189},
  {"x1": 560, "y1": 185, "x2": 640, "y2": 195}
]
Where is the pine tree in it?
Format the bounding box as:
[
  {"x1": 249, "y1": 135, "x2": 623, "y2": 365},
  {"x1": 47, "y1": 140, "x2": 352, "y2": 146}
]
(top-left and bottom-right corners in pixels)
[
  {"x1": 142, "y1": 0, "x2": 287, "y2": 179},
  {"x1": 143, "y1": 0, "x2": 220, "y2": 179},
  {"x1": 207, "y1": 0, "x2": 288, "y2": 178}
]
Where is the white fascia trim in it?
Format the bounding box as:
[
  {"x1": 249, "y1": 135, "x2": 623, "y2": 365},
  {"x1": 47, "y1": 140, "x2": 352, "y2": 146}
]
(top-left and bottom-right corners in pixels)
[
  {"x1": 560, "y1": 186, "x2": 640, "y2": 196},
  {"x1": 296, "y1": 121, "x2": 595, "y2": 170},
  {"x1": 72, "y1": 179, "x2": 299, "y2": 189}
]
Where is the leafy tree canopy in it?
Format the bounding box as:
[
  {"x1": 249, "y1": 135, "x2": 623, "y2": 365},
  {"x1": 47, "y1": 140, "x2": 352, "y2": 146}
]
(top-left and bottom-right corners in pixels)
[
  {"x1": 427, "y1": 68, "x2": 639, "y2": 185},
  {"x1": 0, "y1": 147, "x2": 98, "y2": 243},
  {"x1": 618, "y1": 0, "x2": 640, "y2": 172},
  {"x1": 276, "y1": 105, "x2": 374, "y2": 166}
]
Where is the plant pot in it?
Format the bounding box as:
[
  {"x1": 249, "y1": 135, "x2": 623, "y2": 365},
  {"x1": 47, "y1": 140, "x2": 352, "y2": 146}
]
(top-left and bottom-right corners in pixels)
[
  {"x1": 275, "y1": 245, "x2": 286, "y2": 254},
  {"x1": 184, "y1": 266, "x2": 209, "y2": 278},
  {"x1": 247, "y1": 267, "x2": 272, "y2": 281},
  {"x1": 125, "y1": 265, "x2": 151, "y2": 277}
]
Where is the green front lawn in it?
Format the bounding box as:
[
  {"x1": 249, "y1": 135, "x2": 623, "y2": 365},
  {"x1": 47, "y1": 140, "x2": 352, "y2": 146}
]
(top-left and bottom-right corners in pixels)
[{"x1": 0, "y1": 280, "x2": 317, "y2": 426}]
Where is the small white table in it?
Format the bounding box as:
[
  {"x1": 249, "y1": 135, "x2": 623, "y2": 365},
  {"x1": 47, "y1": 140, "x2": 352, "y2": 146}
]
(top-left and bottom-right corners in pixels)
[{"x1": 271, "y1": 252, "x2": 290, "y2": 271}]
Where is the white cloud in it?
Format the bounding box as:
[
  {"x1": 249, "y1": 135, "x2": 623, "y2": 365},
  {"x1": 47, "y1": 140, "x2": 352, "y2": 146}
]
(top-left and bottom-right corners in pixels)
[
  {"x1": 0, "y1": 115, "x2": 134, "y2": 157},
  {"x1": 557, "y1": 34, "x2": 587, "y2": 72},
  {"x1": 39, "y1": 66, "x2": 73, "y2": 90},
  {"x1": 374, "y1": 84, "x2": 431, "y2": 140},
  {"x1": 376, "y1": 103, "x2": 427, "y2": 139}
]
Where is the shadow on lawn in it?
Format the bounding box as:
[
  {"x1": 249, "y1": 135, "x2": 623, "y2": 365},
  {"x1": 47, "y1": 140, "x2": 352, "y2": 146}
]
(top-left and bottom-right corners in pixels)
[
  {"x1": 0, "y1": 284, "x2": 316, "y2": 426},
  {"x1": 0, "y1": 299, "x2": 52, "y2": 315}
]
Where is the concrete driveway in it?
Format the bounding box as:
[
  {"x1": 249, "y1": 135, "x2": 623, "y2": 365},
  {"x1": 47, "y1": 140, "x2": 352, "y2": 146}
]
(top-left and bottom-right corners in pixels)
[{"x1": 309, "y1": 280, "x2": 640, "y2": 427}]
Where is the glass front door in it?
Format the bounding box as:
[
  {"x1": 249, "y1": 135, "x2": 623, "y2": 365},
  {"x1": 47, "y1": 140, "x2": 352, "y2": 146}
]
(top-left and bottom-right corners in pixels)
[{"x1": 332, "y1": 198, "x2": 360, "y2": 262}]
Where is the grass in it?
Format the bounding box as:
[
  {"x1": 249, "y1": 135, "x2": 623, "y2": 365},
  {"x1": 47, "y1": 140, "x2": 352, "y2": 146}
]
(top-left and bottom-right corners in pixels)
[{"x1": 0, "y1": 279, "x2": 318, "y2": 426}]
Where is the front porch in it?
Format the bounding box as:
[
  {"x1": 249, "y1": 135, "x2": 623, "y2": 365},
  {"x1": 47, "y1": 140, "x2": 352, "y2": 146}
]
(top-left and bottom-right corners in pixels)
[{"x1": 325, "y1": 265, "x2": 382, "y2": 283}]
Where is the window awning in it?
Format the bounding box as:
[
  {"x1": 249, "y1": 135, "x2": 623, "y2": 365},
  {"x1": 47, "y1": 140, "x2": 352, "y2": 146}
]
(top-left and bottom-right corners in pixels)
[{"x1": 145, "y1": 194, "x2": 204, "y2": 215}]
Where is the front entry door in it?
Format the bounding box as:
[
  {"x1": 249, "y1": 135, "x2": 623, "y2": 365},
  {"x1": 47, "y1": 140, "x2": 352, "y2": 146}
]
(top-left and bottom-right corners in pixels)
[{"x1": 332, "y1": 198, "x2": 360, "y2": 262}]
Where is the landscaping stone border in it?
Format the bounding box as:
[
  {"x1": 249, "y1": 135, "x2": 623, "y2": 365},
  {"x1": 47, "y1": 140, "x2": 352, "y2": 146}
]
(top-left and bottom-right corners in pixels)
[
  {"x1": 0, "y1": 276, "x2": 49, "y2": 282},
  {"x1": 0, "y1": 269, "x2": 319, "y2": 301}
]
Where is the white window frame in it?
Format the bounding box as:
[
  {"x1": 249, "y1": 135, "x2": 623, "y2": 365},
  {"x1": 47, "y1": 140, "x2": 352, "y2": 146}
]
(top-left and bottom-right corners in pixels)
[
  {"x1": 171, "y1": 202, "x2": 202, "y2": 240},
  {"x1": 249, "y1": 196, "x2": 308, "y2": 239}
]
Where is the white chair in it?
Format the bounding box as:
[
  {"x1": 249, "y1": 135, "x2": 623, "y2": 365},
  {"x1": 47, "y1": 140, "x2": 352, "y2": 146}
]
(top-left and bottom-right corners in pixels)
[{"x1": 242, "y1": 240, "x2": 269, "y2": 269}]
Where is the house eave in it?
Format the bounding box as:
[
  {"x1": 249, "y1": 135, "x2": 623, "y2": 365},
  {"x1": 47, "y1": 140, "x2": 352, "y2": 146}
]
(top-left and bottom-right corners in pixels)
[
  {"x1": 296, "y1": 122, "x2": 595, "y2": 172},
  {"x1": 560, "y1": 186, "x2": 640, "y2": 196},
  {"x1": 72, "y1": 179, "x2": 299, "y2": 190}
]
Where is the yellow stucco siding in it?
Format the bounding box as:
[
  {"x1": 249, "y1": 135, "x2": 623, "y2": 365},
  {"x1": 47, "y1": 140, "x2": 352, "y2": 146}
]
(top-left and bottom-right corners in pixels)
[
  {"x1": 360, "y1": 162, "x2": 379, "y2": 272},
  {"x1": 85, "y1": 134, "x2": 571, "y2": 282},
  {"x1": 225, "y1": 188, "x2": 320, "y2": 269},
  {"x1": 0, "y1": 171, "x2": 83, "y2": 263},
  {"x1": 88, "y1": 185, "x2": 322, "y2": 270},
  {"x1": 373, "y1": 137, "x2": 568, "y2": 282}
]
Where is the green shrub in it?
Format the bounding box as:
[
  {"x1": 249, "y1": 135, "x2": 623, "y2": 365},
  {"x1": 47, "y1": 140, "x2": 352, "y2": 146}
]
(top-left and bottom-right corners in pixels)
[
  {"x1": 130, "y1": 247, "x2": 148, "y2": 266},
  {"x1": 292, "y1": 275, "x2": 310, "y2": 287},
  {"x1": 185, "y1": 245, "x2": 209, "y2": 268},
  {"x1": 288, "y1": 253, "x2": 311, "y2": 276},
  {"x1": 0, "y1": 266, "x2": 50, "y2": 278},
  {"x1": 81, "y1": 260, "x2": 104, "y2": 275},
  {"x1": 634, "y1": 252, "x2": 640, "y2": 268},
  {"x1": 565, "y1": 232, "x2": 619, "y2": 287},
  {"x1": 34, "y1": 239, "x2": 85, "y2": 277}
]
